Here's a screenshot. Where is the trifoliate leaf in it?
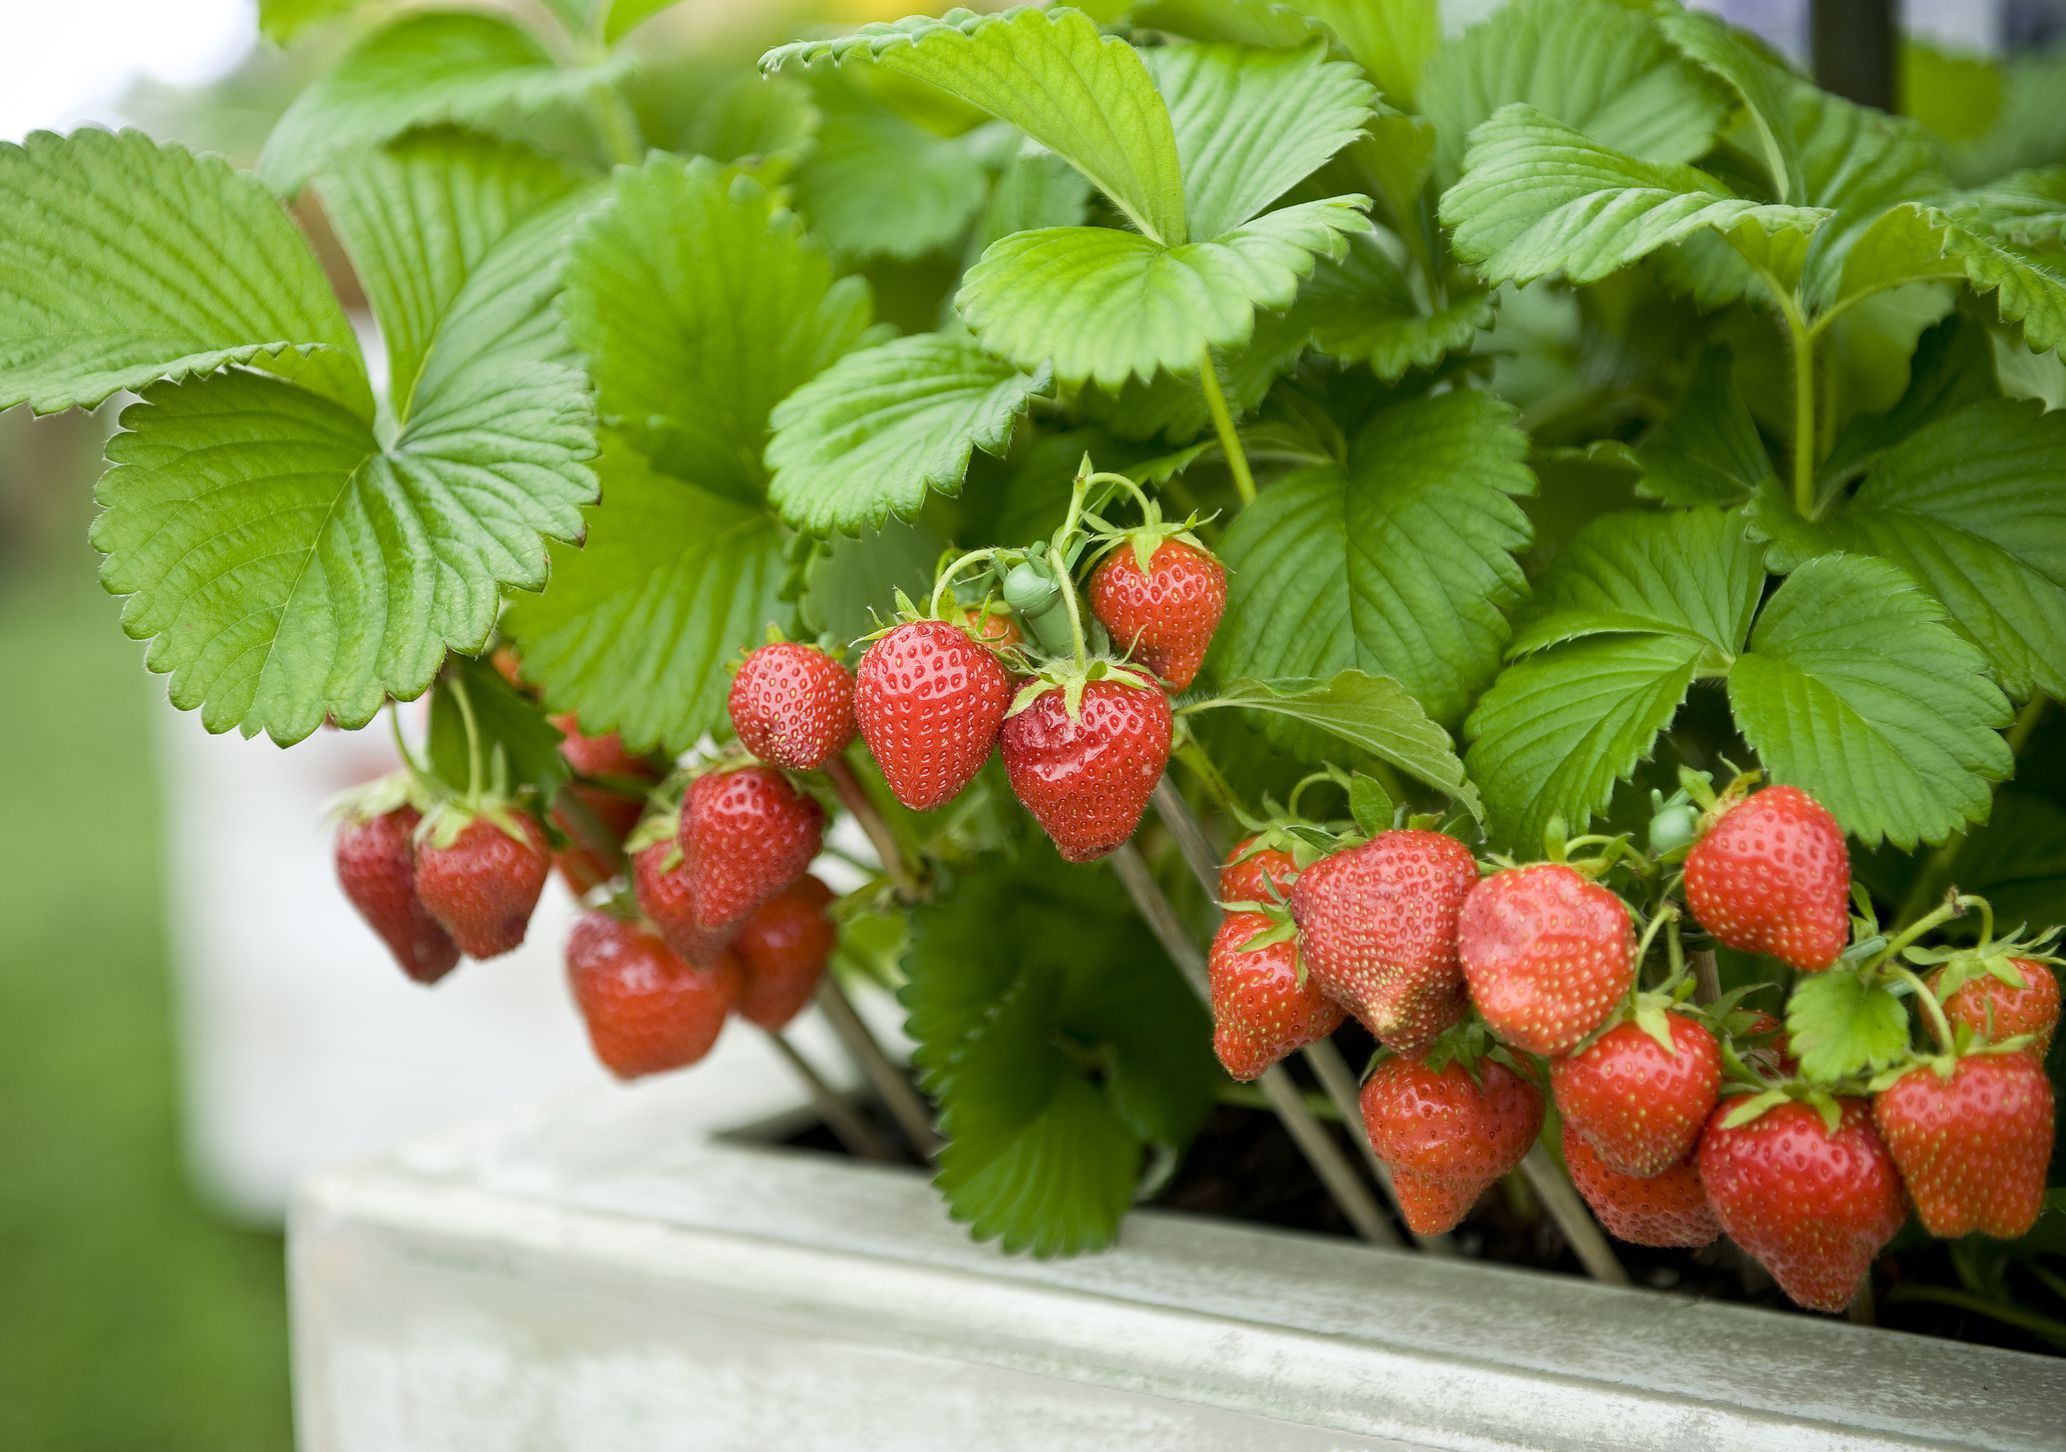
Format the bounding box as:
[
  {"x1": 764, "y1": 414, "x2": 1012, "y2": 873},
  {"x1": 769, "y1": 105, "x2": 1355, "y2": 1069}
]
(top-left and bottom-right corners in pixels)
[
  {"x1": 1825, "y1": 199, "x2": 2066, "y2": 355},
  {"x1": 1632, "y1": 347, "x2": 1774, "y2": 506},
  {"x1": 1302, "y1": 229, "x2": 1497, "y2": 381},
  {"x1": 1728, "y1": 553, "x2": 2013, "y2": 848},
  {"x1": 955, "y1": 196, "x2": 1368, "y2": 389},
  {"x1": 259, "y1": 11, "x2": 623, "y2": 194},
  {"x1": 766, "y1": 333, "x2": 1048, "y2": 535},
  {"x1": 0, "y1": 129, "x2": 367, "y2": 417},
  {"x1": 792, "y1": 86, "x2": 991, "y2": 261},
  {"x1": 1786, "y1": 971, "x2": 1912, "y2": 1083},
  {"x1": 563, "y1": 154, "x2": 873, "y2": 497},
  {"x1": 1506, "y1": 507, "x2": 1764, "y2": 658},
  {"x1": 501, "y1": 442, "x2": 788, "y2": 754},
  {"x1": 1212, "y1": 388, "x2": 1533, "y2": 724},
  {"x1": 763, "y1": 7, "x2": 1190, "y2": 246}
]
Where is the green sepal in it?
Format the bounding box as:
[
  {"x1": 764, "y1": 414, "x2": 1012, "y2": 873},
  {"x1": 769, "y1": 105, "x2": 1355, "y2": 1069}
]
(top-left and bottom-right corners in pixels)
[{"x1": 1719, "y1": 1086, "x2": 1791, "y2": 1130}]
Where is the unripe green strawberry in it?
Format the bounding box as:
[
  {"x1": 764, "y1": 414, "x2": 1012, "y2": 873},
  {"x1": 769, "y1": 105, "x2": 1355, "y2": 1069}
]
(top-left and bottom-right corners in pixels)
[
  {"x1": 414, "y1": 810, "x2": 550, "y2": 960},
  {"x1": 676, "y1": 766, "x2": 824, "y2": 930},
  {"x1": 1873, "y1": 1054, "x2": 2052, "y2": 1240},
  {"x1": 1685, "y1": 785, "x2": 1849, "y2": 971},
  {"x1": 1932, "y1": 958, "x2": 2058, "y2": 1057},
  {"x1": 1087, "y1": 538, "x2": 1226, "y2": 691},
  {"x1": 1458, "y1": 864, "x2": 1634, "y2": 1057},
  {"x1": 1000, "y1": 677, "x2": 1172, "y2": 862},
  {"x1": 728, "y1": 643, "x2": 857, "y2": 772},
  {"x1": 1207, "y1": 911, "x2": 1344, "y2": 1081},
  {"x1": 1561, "y1": 1125, "x2": 1719, "y2": 1249},
  {"x1": 856, "y1": 620, "x2": 1012, "y2": 811},
  {"x1": 1550, "y1": 1013, "x2": 1721, "y2": 1177},
  {"x1": 732, "y1": 875, "x2": 836, "y2": 1032},
  {"x1": 566, "y1": 912, "x2": 740, "y2": 1079},
  {"x1": 1359, "y1": 1056, "x2": 1544, "y2": 1235}
]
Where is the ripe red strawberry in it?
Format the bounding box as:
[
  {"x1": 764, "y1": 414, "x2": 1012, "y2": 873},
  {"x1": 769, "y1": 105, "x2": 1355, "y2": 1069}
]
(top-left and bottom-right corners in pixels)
[
  {"x1": 565, "y1": 912, "x2": 740, "y2": 1079},
  {"x1": 1697, "y1": 1098, "x2": 1906, "y2": 1313},
  {"x1": 1685, "y1": 784, "x2": 1849, "y2": 971},
  {"x1": 1208, "y1": 911, "x2": 1345, "y2": 1081},
  {"x1": 1550, "y1": 1013, "x2": 1721, "y2": 1177},
  {"x1": 632, "y1": 839, "x2": 734, "y2": 966},
  {"x1": 1087, "y1": 538, "x2": 1226, "y2": 691},
  {"x1": 1458, "y1": 864, "x2": 1634, "y2": 1057},
  {"x1": 677, "y1": 766, "x2": 824, "y2": 930},
  {"x1": 1933, "y1": 958, "x2": 2059, "y2": 1056},
  {"x1": 1561, "y1": 1125, "x2": 1719, "y2": 1249},
  {"x1": 1219, "y1": 835, "x2": 1298, "y2": 904},
  {"x1": 1359, "y1": 1056, "x2": 1544, "y2": 1235},
  {"x1": 1873, "y1": 1054, "x2": 2052, "y2": 1239},
  {"x1": 335, "y1": 805, "x2": 459, "y2": 984},
  {"x1": 414, "y1": 811, "x2": 550, "y2": 959},
  {"x1": 1000, "y1": 677, "x2": 1172, "y2": 862},
  {"x1": 855, "y1": 619, "x2": 1012, "y2": 811},
  {"x1": 1288, "y1": 831, "x2": 1479, "y2": 1053},
  {"x1": 727, "y1": 643, "x2": 857, "y2": 772},
  {"x1": 732, "y1": 875, "x2": 836, "y2": 1031},
  {"x1": 551, "y1": 714, "x2": 653, "y2": 781}
]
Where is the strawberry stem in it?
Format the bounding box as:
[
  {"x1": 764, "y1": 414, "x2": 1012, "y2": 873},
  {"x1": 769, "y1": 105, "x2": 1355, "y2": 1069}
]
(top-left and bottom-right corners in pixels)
[
  {"x1": 927, "y1": 546, "x2": 1000, "y2": 618},
  {"x1": 760, "y1": 1028, "x2": 897, "y2": 1162},
  {"x1": 815, "y1": 970, "x2": 940, "y2": 1160},
  {"x1": 827, "y1": 754, "x2": 923, "y2": 901},
  {"x1": 1045, "y1": 540, "x2": 1089, "y2": 668},
  {"x1": 1196, "y1": 346, "x2": 1257, "y2": 507},
  {"x1": 448, "y1": 671, "x2": 485, "y2": 806},
  {"x1": 1888, "y1": 963, "x2": 1958, "y2": 1055}
]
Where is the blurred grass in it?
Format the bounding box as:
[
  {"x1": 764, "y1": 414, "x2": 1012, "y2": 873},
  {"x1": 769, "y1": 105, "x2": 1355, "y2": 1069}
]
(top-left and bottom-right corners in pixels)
[{"x1": 0, "y1": 414, "x2": 292, "y2": 1451}]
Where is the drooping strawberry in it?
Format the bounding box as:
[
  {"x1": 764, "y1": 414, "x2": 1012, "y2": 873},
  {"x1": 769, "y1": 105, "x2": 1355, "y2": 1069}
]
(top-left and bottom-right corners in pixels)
[
  {"x1": 335, "y1": 804, "x2": 459, "y2": 984},
  {"x1": 565, "y1": 912, "x2": 740, "y2": 1079},
  {"x1": 1288, "y1": 831, "x2": 1479, "y2": 1053},
  {"x1": 1208, "y1": 911, "x2": 1345, "y2": 1081},
  {"x1": 414, "y1": 809, "x2": 551, "y2": 959},
  {"x1": 1933, "y1": 957, "x2": 2059, "y2": 1057},
  {"x1": 1685, "y1": 784, "x2": 1849, "y2": 972},
  {"x1": 1219, "y1": 834, "x2": 1299, "y2": 904},
  {"x1": 1087, "y1": 538, "x2": 1226, "y2": 692},
  {"x1": 1457, "y1": 864, "x2": 1635, "y2": 1057},
  {"x1": 677, "y1": 766, "x2": 824, "y2": 930},
  {"x1": 855, "y1": 619, "x2": 1012, "y2": 811},
  {"x1": 1696, "y1": 1097, "x2": 1906, "y2": 1313},
  {"x1": 1550, "y1": 1013, "x2": 1722, "y2": 1178},
  {"x1": 1873, "y1": 1053, "x2": 2052, "y2": 1240},
  {"x1": 999, "y1": 674, "x2": 1172, "y2": 862},
  {"x1": 727, "y1": 642, "x2": 857, "y2": 772},
  {"x1": 732, "y1": 874, "x2": 836, "y2": 1032},
  {"x1": 1359, "y1": 1055, "x2": 1544, "y2": 1235},
  {"x1": 1561, "y1": 1125, "x2": 1719, "y2": 1249},
  {"x1": 632, "y1": 838, "x2": 734, "y2": 966}
]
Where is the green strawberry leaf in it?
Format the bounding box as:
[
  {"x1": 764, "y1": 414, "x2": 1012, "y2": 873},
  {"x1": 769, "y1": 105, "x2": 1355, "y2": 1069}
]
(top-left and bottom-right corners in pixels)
[
  {"x1": 426, "y1": 654, "x2": 570, "y2": 805},
  {"x1": 797, "y1": 517, "x2": 945, "y2": 645},
  {"x1": 1631, "y1": 347, "x2": 1775, "y2": 507},
  {"x1": 792, "y1": 84, "x2": 992, "y2": 261},
  {"x1": 1506, "y1": 507, "x2": 1764, "y2": 658},
  {"x1": 766, "y1": 333, "x2": 1049, "y2": 536},
  {"x1": 1130, "y1": 0, "x2": 1440, "y2": 112},
  {"x1": 1946, "y1": 168, "x2": 2066, "y2": 247},
  {"x1": 1727, "y1": 553, "x2": 2014, "y2": 849},
  {"x1": 968, "y1": 150, "x2": 1097, "y2": 259},
  {"x1": 1814, "y1": 313, "x2": 1999, "y2": 495},
  {"x1": 258, "y1": 0, "x2": 363, "y2": 44},
  {"x1": 1785, "y1": 970, "x2": 1912, "y2": 1082},
  {"x1": 1302, "y1": 229, "x2": 1498, "y2": 381},
  {"x1": 1823, "y1": 198, "x2": 2066, "y2": 355},
  {"x1": 1862, "y1": 791, "x2": 2066, "y2": 943},
  {"x1": 0, "y1": 129, "x2": 368, "y2": 417},
  {"x1": 563, "y1": 154, "x2": 874, "y2": 498},
  {"x1": 1080, "y1": 298, "x2": 1314, "y2": 444},
  {"x1": 1212, "y1": 388, "x2": 1534, "y2": 725},
  {"x1": 762, "y1": 6, "x2": 1190, "y2": 246}
]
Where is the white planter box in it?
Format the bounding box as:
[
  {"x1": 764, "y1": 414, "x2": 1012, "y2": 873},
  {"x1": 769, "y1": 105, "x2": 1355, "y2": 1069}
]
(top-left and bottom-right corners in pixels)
[{"x1": 291, "y1": 1080, "x2": 2064, "y2": 1451}]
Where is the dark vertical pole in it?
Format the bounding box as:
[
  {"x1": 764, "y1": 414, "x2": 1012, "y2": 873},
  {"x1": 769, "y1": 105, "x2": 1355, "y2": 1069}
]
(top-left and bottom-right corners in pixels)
[{"x1": 1811, "y1": 0, "x2": 1899, "y2": 110}]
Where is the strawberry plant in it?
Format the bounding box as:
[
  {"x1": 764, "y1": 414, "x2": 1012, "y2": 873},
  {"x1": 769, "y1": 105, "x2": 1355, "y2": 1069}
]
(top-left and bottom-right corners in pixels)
[{"x1": 8, "y1": 0, "x2": 2066, "y2": 1344}]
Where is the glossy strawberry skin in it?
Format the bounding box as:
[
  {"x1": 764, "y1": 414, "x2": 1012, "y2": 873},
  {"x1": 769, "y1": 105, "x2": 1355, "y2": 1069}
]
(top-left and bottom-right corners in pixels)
[
  {"x1": 732, "y1": 875, "x2": 836, "y2": 1031},
  {"x1": 335, "y1": 806, "x2": 459, "y2": 984},
  {"x1": 1219, "y1": 836, "x2": 1298, "y2": 905},
  {"x1": 566, "y1": 913, "x2": 740, "y2": 1079},
  {"x1": 1288, "y1": 831, "x2": 1479, "y2": 1054},
  {"x1": 1087, "y1": 539, "x2": 1227, "y2": 691},
  {"x1": 1208, "y1": 911, "x2": 1345, "y2": 1081},
  {"x1": 414, "y1": 814, "x2": 550, "y2": 960},
  {"x1": 1562, "y1": 1125, "x2": 1719, "y2": 1249},
  {"x1": 1873, "y1": 1055, "x2": 2052, "y2": 1240},
  {"x1": 1458, "y1": 864, "x2": 1635, "y2": 1057},
  {"x1": 1000, "y1": 680, "x2": 1172, "y2": 862},
  {"x1": 727, "y1": 643, "x2": 857, "y2": 772},
  {"x1": 1697, "y1": 1098, "x2": 1906, "y2": 1313},
  {"x1": 1359, "y1": 1057, "x2": 1545, "y2": 1235},
  {"x1": 855, "y1": 620, "x2": 1012, "y2": 811},
  {"x1": 632, "y1": 840, "x2": 734, "y2": 966},
  {"x1": 1551, "y1": 1014, "x2": 1722, "y2": 1177},
  {"x1": 677, "y1": 767, "x2": 824, "y2": 931},
  {"x1": 1933, "y1": 958, "x2": 2059, "y2": 1057},
  {"x1": 1685, "y1": 785, "x2": 1849, "y2": 972}
]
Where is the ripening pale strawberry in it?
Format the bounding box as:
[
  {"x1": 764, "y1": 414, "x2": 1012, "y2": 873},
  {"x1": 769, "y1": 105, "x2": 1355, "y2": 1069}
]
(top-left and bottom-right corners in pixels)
[
  {"x1": 1208, "y1": 911, "x2": 1345, "y2": 1081},
  {"x1": 1561, "y1": 1125, "x2": 1719, "y2": 1249},
  {"x1": 1219, "y1": 835, "x2": 1299, "y2": 904},
  {"x1": 732, "y1": 875, "x2": 836, "y2": 1031},
  {"x1": 1359, "y1": 1056, "x2": 1544, "y2": 1235},
  {"x1": 414, "y1": 811, "x2": 551, "y2": 960},
  {"x1": 1697, "y1": 1098, "x2": 1906, "y2": 1313},
  {"x1": 335, "y1": 805, "x2": 458, "y2": 984},
  {"x1": 1685, "y1": 785, "x2": 1849, "y2": 971},
  {"x1": 956, "y1": 605, "x2": 1022, "y2": 651},
  {"x1": 855, "y1": 620, "x2": 1012, "y2": 811},
  {"x1": 1550, "y1": 1014, "x2": 1721, "y2": 1177},
  {"x1": 1288, "y1": 831, "x2": 1479, "y2": 1054},
  {"x1": 1873, "y1": 1054, "x2": 2052, "y2": 1240},
  {"x1": 566, "y1": 912, "x2": 740, "y2": 1079},
  {"x1": 728, "y1": 643, "x2": 857, "y2": 772},
  {"x1": 1933, "y1": 958, "x2": 2059, "y2": 1057},
  {"x1": 1000, "y1": 678, "x2": 1172, "y2": 862},
  {"x1": 1087, "y1": 538, "x2": 1227, "y2": 691},
  {"x1": 633, "y1": 839, "x2": 735, "y2": 966},
  {"x1": 677, "y1": 766, "x2": 824, "y2": 930},
  {"x1": 1458, "y1": 864, "x2": 1634, "y2": 1057}
]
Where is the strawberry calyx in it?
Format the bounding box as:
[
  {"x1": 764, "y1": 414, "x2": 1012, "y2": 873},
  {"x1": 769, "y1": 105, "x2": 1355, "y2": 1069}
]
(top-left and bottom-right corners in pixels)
[
  {"x1": 1718, "y1": 1080, "x2": 1848, "y2": 1135},
  {"x1": 1005, "y1": 656, "x2": 1160, "y2": 722},
  {"x1": 417, "y1": 796, "x2": 540, "y2": 853},
  {"x1": 325, "y1": 769, "x2": 432, "y2": 825}
]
